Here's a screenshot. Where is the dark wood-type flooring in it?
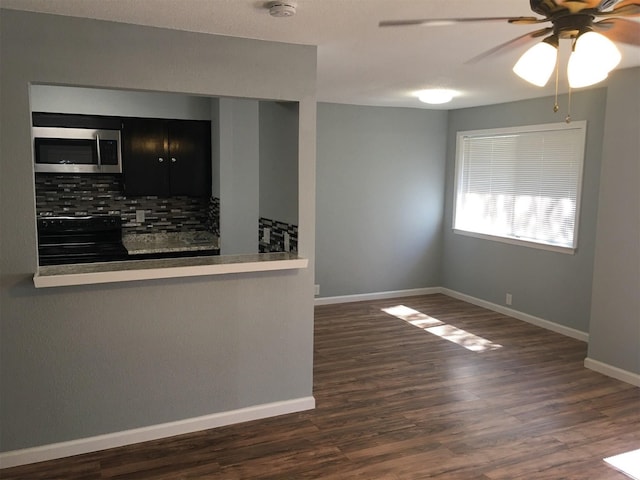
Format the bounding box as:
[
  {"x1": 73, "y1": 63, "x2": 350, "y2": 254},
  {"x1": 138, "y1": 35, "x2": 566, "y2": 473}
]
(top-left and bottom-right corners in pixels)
[{"x1": 2, "y1": 294, "x2": 639, "y2": 479}]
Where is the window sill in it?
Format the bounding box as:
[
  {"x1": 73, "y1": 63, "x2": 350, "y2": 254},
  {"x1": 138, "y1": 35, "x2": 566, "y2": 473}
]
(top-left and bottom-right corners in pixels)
[
  {"x1": 33, "y1": 253, "x2": 308, "y2": 288},
  {"x1": 453, "y1": 229, "x2": 576, "y2": 254}
]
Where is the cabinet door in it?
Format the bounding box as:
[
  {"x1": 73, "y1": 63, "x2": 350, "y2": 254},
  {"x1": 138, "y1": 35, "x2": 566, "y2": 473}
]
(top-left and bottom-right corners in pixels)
[
  {"x1": 168, "y1": 120, "x2": 211, "y2": 197},
  {"x1": 122, "y1": 118, "x2": 170, "y2": 196}
]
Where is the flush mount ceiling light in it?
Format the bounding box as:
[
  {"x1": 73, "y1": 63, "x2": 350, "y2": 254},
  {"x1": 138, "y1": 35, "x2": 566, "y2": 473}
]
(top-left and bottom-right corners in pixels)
[
  {"x1": 416, "y1": 89, "x2": 458, "y2": 105},
  {"x1": 267, "y1": 1, "x2": 297, "y2": 18}
]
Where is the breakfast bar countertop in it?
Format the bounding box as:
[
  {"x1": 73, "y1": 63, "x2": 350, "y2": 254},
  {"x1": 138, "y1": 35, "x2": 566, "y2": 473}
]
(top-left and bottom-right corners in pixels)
[
  {"x1": 33, "y1": 252, "x2": 309, "y2": 288},
  {"x1": 122, "y1": 231, "x2": 219, "y2": 255}
]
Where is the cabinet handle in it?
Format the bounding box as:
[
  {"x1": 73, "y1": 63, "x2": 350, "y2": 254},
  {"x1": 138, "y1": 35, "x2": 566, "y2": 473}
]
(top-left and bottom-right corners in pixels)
[
  {"x1": 171, "y1": 157, "x2": 177, "y2": 163},
  {"x1": 158, "y1": 157, "x2": 164, "y2": 163}
]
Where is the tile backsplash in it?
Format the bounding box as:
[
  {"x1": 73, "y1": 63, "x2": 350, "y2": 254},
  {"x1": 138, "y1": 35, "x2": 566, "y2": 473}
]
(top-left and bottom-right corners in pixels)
[
  {"x1": 34, "y1": 175, "x2": 294, "y2": 250},
  {"x1": 259, "y1": 217, "x2": 298, "y2": 253},
  {"x1": 208, "y1": 196, "x2": 220, "y2": 237},
  {"x1": 35, "y1": 174, "x2": 211, "y2": 234}
]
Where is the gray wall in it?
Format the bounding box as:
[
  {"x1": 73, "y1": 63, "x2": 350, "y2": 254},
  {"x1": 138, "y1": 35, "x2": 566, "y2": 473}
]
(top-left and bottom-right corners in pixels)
[
  {"x1": 30, "y1": 84, "x2": 212, "y2": 120},
  {"x1": 316, "y1": 103, "x2": 448, "y2": 297},
  {"x1": 259, "y1": 101, "x2": 299, "y2": 226},
  {"x1": 588, "y1": 68, "x2": 640, "y2": 374},
  {"x1": 218, "y1": 97, "x2": 260, "y2": 255},
  {"x1": 0, "y1": 9, "x2": 316, "y2": 452},
  {"x1": 442, "y1": 90, "x2": 607, "y2": 333}
]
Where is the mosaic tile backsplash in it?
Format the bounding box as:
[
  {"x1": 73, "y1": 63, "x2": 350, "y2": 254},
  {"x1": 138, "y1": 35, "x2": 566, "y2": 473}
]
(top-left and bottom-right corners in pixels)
[
  {"x1": 35, "y1": 175, "x2": 294, "y2": 251},
  {"x1": 35, "y1": 174, "x2": 211, "y2": 234},
  {"x1": 259, "y1": 217, "x2": 298, "y2": 253},
  {"x1": 208, "y1": 196, "x2": 220, "y2": 237}
]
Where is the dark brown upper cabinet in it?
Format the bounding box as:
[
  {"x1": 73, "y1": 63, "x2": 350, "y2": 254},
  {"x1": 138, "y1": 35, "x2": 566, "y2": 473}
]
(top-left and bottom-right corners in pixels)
[{"x1": 122, "y1": 118, "x2": 212, "y2": 197}]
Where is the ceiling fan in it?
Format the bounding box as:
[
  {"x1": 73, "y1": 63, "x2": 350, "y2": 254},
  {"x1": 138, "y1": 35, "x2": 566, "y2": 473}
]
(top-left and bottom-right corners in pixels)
[{"x1": 380, "y1": 0, "x2": 640, "y2": 92}]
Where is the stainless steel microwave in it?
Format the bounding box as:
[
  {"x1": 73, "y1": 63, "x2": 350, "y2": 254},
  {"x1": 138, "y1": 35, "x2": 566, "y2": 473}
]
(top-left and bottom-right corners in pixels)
[{"x1": 33, "y1": 126, "x2": 122, "y2": 174}]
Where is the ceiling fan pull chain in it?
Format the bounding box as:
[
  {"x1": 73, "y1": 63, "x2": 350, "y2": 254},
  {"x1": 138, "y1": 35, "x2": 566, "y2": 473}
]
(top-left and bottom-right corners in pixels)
[
  {"x1": 566, "y1": 86, "x2": 572, "y2": 124},
  {"x1": 564, "y1": 35, "x2": 578, "y2": 124},
  {"x1": 553, "y1": 51, "x2": 560, "y2": 113}
]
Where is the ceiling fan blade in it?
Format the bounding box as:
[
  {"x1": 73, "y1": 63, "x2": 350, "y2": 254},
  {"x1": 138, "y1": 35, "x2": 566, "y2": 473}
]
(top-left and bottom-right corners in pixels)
[
  {"x1": 596, "y1": 0, "x2": 623, "y2": 10},
  {"x1": 539, "y1": 0, "x2": 615, "y2": 13},
  {"x1": 593, "y1": 2, "x2": 640, "y2": 15},
  {"x1": 530, "y1": 0, "x2": 567, "y2": 16},
  {"x1": 509, "y1": 16, "x2": 552, "y2": 24},
  {"x1": 378, "y1": 17, "x2": 544, "y2": 28},
  {"x1": 465, "y1": 27, "x2": 554, "y2": 64},
  {"x1": 594, "y1": 17, "x2": 640, "y2": 44},
  {"x1": 608, "y1": 0, "x2": 640, "y2": 7}
]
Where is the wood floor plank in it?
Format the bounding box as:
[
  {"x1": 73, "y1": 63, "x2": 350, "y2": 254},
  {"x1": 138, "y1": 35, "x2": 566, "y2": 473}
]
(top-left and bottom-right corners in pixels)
[{"x1": 1, "y1": 294, "x2": 638, "y2": 479}]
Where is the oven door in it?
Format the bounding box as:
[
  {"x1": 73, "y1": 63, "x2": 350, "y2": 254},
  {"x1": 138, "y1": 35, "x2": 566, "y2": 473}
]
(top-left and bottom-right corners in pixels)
[
  {"x1": 33, "y1": 127, "x2": 122, "y2": 173},
  {"x1": 37, "y1": 216, "x2": 129, "y2": 265}
]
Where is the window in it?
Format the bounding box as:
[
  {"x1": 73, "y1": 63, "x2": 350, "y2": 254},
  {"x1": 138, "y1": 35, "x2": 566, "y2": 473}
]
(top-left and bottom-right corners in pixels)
[{"x1": 453, "y1": 121, "x2": 586, "y2": 253}]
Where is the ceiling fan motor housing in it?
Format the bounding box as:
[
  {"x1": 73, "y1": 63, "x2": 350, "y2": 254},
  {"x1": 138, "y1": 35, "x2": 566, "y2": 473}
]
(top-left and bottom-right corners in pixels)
[{"x1": 553, "y1": 13, "x2": 595, "y2": 39}]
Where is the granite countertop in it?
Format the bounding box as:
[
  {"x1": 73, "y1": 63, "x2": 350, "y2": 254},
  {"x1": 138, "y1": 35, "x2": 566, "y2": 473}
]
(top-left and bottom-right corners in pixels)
[
  {"x1": 34, "y1": 252, "x2": 309, "y2": 288},
  {"x1": 37, "y1": 252, "x2": 300, "y2": 276},
  {"x1": 122, "y1": 231, "x2": 219, "y2": 255}
]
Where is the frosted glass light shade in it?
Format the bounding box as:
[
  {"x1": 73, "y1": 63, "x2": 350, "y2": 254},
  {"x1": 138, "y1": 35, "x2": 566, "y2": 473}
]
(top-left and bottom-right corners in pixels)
[
  {"x1": 568, "y1": 31, "x2": 621, "y2": 88},
  {"x1": 416, "y1": 89, "x2": 456, "y2": 104},
  {"x1": 567, "y1": 52, "x2": 609, "y2": 87},
  {"x1": 575, "y1": 31, "x2": 621, "y2": 72},
  {"x1": 513, "y1": 42, "x2": 558, "y2": 87}
]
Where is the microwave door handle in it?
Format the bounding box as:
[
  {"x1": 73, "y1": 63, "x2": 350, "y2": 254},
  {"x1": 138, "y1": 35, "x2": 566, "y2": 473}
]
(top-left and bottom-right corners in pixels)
[{"x1": 95, "y1": 133, "x2": 102, "y2": 170}]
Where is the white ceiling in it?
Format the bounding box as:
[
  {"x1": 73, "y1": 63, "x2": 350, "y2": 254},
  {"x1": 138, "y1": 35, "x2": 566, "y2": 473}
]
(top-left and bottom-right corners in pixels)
[{"x1": 2, "y1": 0, "x2": 639, "y2": 109}]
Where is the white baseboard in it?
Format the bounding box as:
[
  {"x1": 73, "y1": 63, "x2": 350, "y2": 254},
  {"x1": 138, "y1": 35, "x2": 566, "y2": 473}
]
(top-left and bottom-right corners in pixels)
[
  {"x1": 584, "y1": 358, "x2": 640, "y2": 387},
  {"x1": 314, "y1": 287, "x2": 441, "y2": 306},
  {"x1": 0, "y1": 396, "x2": 315, "y2": 469},
  {"x1": 439, "y1": 288, "x2": 589, "y2": 342}
]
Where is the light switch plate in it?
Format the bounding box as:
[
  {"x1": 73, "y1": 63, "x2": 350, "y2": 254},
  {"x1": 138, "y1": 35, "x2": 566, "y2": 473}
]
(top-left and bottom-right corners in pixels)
[{"x1": 136, "y1": 209, "x2": 145, "y2": 223}]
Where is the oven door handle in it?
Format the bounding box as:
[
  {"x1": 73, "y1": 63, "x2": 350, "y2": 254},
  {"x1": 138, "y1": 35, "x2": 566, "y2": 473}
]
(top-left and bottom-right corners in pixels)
[{"x1": 96, "y1": 133, "x2": 102, "y2": 169}]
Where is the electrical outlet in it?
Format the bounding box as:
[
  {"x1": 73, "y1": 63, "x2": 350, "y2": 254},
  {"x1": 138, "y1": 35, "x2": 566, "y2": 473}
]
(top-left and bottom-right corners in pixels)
[
  {"x1": 314, "y1": 284, "x2": 320, "y2": 296},
  {"x1": 506, "y1": 293, "x2": 513, "y2": 306},
  {"x1": 263, "y1": 227, "x2": 270, "y2": 243},
  {"x1": 135, "y1": 209, "x2": 145, "y2": 223},
  {"x1": 284, "y1": 232, "x2": 290, "y2": 251}
]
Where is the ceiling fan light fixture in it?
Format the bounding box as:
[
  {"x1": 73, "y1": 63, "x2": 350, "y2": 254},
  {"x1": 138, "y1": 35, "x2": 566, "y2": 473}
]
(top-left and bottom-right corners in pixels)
[
  {"x1": 416, "y1": 89, "x2": 457, "y2": 104},
  {"x1": 577, "y1": 31, "x2": 620, "y2": 68},
  {"x1": 567, "y1": 31, "x2": 621, "y2": 88},
  {"x1": 567, "y1": 52, "x2": 610, "y2": 88},
  {"x1": 512, "y1": 39, "x2": 558, "y2": 87}
]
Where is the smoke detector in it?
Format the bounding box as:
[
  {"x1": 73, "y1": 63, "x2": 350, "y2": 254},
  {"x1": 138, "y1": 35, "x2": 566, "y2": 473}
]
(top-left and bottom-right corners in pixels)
[{"x1": 268, "y1": 1, "x2": 297, "y2": 18}]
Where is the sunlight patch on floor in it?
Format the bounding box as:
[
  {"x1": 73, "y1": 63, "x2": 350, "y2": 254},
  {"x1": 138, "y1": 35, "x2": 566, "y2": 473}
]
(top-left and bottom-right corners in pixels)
[
  {"x1": 604, "y1": 448, "x2": 640, "y2": 479},
  {"x1": 382, "y1": 305, "x2": 502, "y2": 352}
]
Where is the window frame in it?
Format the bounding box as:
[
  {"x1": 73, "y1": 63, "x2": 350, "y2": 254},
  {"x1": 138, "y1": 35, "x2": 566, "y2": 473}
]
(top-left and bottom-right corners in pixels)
[{"x1": 452, "y1": 121, "x2": 587, "y2": 254}]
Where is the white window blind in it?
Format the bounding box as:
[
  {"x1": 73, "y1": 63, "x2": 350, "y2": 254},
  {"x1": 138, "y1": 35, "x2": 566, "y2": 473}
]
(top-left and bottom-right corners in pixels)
[{"x1": 453, "y1": 121, "x2": 586, "y2": 252}]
